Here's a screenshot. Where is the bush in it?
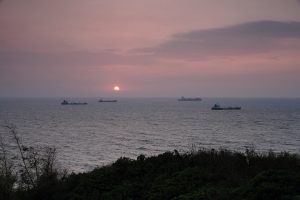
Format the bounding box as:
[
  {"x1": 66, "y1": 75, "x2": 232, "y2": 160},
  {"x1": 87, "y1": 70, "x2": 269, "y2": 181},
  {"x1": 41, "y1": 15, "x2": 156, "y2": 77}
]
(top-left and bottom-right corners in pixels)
[
  {"x1": 0, "y1": 134, "x2": 17, "y2": 200},
  {"x1": 1, "y1": 123, "x2": 68, "y2": 200},
  {"x1": 2, "y1": 124, "x2": 300, "y2": 199}
]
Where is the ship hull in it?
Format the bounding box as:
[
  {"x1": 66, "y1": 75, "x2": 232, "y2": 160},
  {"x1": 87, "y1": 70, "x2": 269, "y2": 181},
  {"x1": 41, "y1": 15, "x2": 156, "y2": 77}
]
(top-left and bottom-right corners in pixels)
[
  {"x1": 178, "y1": 99, "x2": 201, "y2": 101},
  {"x1": 211, "y1": 107, "x2": 241, "y2": 110},
  {"x1": 177, "y1": 97, "x2": 201, "y2": 101},
  {"x1": 98, "y1": 100, "x2": 117, "y2": 102},
  {"x1": 61, "y1": 100, "x2": 87, "y2": 105},
  {"x1": 61, "y1": 103, "x2": 87, "y2": 105}
]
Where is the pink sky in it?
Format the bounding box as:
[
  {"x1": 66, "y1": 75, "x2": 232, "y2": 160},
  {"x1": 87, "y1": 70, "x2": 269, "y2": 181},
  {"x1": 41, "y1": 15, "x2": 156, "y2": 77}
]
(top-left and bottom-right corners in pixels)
[{"x1": 1, "y1": 0, "x2": 300, "y2": 98}]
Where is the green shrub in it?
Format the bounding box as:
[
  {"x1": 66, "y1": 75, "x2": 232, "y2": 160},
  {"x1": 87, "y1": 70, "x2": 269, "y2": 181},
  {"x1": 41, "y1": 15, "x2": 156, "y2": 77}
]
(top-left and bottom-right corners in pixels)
[
  {"x1": 2, "y1": 124, "x2": 300, "y2": 200},
  {"x1": 1, "y1": 123, "x2": 68, "y2": 200}
]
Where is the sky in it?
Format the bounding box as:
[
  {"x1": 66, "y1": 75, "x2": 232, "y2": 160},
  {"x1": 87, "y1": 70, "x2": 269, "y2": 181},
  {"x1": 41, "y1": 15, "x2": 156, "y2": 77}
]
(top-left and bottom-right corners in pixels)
[{"x1": 1, "y1": 0, "x2": 300, "y2": 98}]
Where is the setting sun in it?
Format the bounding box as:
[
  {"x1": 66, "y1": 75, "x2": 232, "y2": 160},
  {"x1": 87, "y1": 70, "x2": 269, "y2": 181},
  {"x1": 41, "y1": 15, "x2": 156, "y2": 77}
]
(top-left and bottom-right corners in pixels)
[{"x1": 114, "y1": 86, "x2": 120, "y2": 91}]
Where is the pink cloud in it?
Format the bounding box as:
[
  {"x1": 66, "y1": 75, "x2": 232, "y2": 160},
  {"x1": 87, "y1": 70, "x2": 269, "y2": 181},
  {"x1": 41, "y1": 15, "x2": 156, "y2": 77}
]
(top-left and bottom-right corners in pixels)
[{"x1": 133, "y1": 21, "x2": 300, "y2": 61}]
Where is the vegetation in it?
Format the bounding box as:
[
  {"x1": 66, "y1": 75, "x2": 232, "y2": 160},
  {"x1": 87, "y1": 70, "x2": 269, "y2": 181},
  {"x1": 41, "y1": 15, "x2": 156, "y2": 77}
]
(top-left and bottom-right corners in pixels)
[
  {"x1": 1, "y1": 124, "x2": 300, "y2": 199},
  {"x1": 0, "y1": 124, "x2": 67, "y2": 200}
]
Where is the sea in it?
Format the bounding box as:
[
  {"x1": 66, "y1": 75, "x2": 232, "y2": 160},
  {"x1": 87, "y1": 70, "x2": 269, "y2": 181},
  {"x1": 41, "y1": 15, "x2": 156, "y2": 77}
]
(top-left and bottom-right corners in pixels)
[{"x1": 1, "y1": 97, "x2": 300, "y2": 173}]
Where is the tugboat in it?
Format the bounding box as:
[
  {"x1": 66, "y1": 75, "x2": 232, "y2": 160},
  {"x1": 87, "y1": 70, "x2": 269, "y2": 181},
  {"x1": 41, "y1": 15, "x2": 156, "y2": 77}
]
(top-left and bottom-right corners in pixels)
[
  {"x1": 177, "y1": 96, "x2": 201, "y2": 101},
  {"x1": 211, "y1": 103, "x2": 241, "y2": 110},
  {"x1": 61, "y1": 100, "x2": 87, "y2": 105},
  {"x1": 98, "y1": 99, "x2": 117, "y2": 102}
]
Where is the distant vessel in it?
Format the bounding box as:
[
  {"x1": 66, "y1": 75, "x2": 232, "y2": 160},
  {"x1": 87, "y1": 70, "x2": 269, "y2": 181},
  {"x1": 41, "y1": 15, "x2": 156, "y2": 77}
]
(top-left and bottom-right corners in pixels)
[
  {"x1": 61, "y1": 100, "x2": 87, "y2": 105},
  {"x1": 177, "y1": 96, "x2": 201, "y2": 101},
  {"x1": 211, "y1": 103, "x2": 241, "y2": 110},
  {"x1": 98, "y1": 99, "x2": 117, "y2": 102}
]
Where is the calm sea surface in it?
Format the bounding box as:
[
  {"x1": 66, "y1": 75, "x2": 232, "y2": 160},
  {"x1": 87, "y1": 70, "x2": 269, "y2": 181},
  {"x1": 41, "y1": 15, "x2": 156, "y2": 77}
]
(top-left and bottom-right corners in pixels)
[{"x1": 1, "y1": 98, "x2": 300, "y2": 172}]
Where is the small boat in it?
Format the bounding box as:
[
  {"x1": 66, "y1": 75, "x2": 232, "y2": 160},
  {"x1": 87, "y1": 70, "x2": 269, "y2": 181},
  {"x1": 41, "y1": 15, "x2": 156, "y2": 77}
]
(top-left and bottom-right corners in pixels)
[
  {"x1": 98, "y1": 99, "x2": 117, "y2": 102},
  {"x1": 61, "y1": 100, "x2": 87, "y2": 105},
  {"x1": 211, "y1": 103, "x2": 241, "y2": 110},
  {"x1": 177, "y1": 96, "x2": 201, "y2": 101}
]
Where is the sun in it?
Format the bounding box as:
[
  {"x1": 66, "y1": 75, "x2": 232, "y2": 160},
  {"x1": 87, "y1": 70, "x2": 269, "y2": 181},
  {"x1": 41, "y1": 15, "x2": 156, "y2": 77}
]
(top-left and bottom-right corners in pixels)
[{"x1": 114, "y1": 86, "x2": 120, "y2": 91}]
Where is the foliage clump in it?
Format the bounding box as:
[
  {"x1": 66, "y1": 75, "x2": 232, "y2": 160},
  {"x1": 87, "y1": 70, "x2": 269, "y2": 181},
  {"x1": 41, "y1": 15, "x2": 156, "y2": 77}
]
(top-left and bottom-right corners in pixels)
[
  {"x1": 60, "y1": 146, "x2": 300, "y2": 200},
  {"x1": 0, "y1": 123, "x2": 67, "y2": 200},
  {"x1": 1, "y1": 124, "x2": 300, "y2": 199}
]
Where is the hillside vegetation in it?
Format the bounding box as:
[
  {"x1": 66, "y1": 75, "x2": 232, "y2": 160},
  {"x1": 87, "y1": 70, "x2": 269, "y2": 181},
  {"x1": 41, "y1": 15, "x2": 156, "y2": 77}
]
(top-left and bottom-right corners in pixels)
[
  {"x1": 1, "y1": 125, "x2": 300, "y2": 199},
  {"x1": 59, "y1": 147, "x2": 300, "y2": 200}
]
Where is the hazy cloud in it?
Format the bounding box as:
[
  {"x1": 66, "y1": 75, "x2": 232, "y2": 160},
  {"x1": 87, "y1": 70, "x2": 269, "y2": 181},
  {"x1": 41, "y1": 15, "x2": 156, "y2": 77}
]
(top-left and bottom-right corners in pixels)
[
  {"x1": 174, "y1": 21, "x2": 300, "y2": 39},
  {"x1": 0, "y1": 21, "x2": 300, "y2": 67},
  {"x1": 1, "y1": 21, "x2": 300, "y2": 70},
  {"x1": 0, "y1": 51, "x2": 156, "y2": 68},
  {"x1": 134, "y1": 21, "x2": 300, "y2": 61}
]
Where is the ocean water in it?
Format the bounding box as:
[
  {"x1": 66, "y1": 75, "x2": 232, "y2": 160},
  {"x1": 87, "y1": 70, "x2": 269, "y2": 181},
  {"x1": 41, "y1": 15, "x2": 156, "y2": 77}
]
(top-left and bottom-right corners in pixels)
[{"x1": 1, "y1": 97, "x2": 300, "y2": 172}]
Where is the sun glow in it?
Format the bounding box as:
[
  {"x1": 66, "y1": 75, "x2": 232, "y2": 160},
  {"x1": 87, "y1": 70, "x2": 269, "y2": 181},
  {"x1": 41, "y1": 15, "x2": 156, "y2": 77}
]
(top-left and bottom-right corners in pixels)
[{"x1": 114, "y1": 86, "x2": 120, "y2": 91}]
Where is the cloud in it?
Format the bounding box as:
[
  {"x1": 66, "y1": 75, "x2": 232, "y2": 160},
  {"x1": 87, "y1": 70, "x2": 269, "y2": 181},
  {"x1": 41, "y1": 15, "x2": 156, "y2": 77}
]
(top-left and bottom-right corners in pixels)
[
  {"x1": 1, "y1": 21, "x2": 300, "y2": 69},
  {"x1": 0, "y1": 50, "x2": 156, "y2": 68},
  {"x1": 174, "y1": 21, "x2": 300, "y2": 39},
  {"x1": 133, "y1": 21, "x2": 300, "y2": 61}
]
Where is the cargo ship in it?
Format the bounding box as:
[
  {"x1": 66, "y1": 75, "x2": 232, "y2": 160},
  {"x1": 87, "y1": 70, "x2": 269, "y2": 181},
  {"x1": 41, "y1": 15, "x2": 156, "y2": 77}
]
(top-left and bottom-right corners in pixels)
[
  {"x1": 211, "y1": 103, "x2": 241, "y2": 110},
  {"x1": 61, "y1": 100, "x2": 87, "y2": 105},
  {"x1": 98, "y1": 99, "x2": 117, "y2": 102},
  {"x1": 177, "y1": 96, "x2": 201, "y2": 101}
]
